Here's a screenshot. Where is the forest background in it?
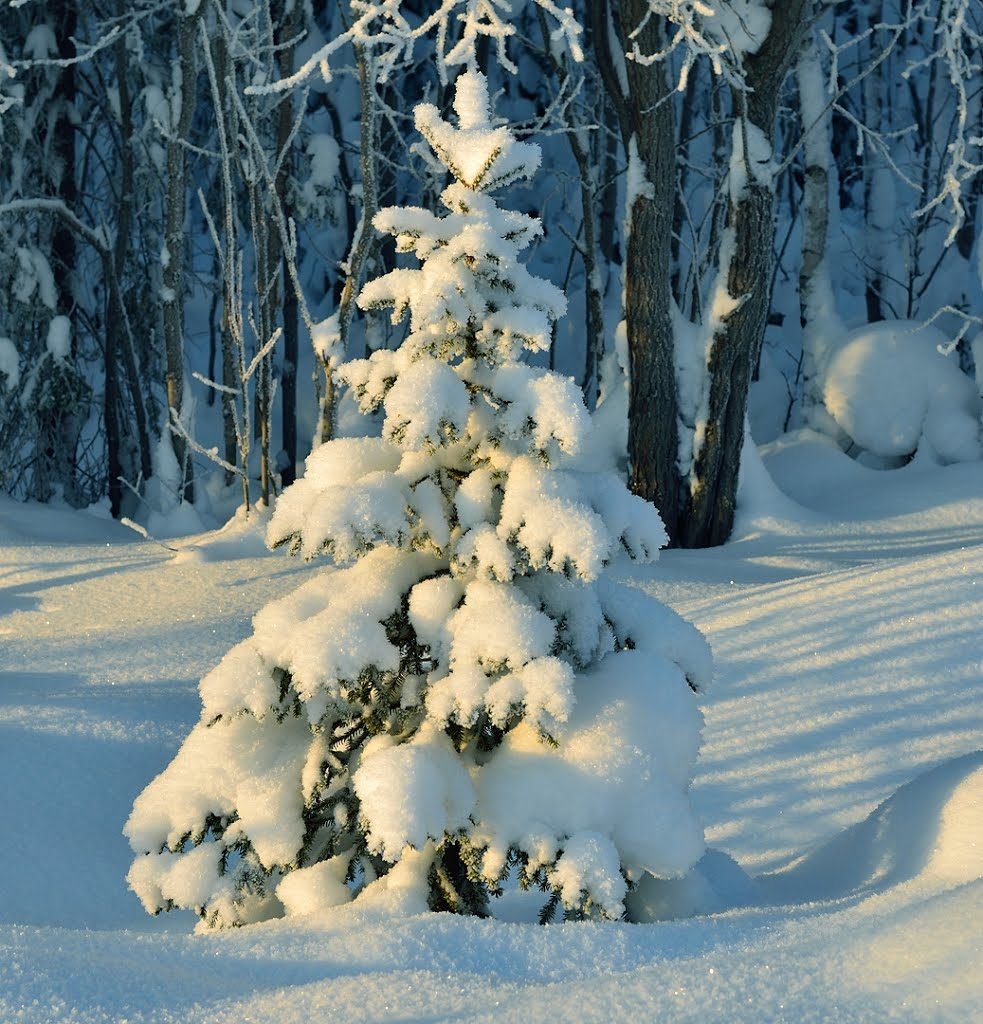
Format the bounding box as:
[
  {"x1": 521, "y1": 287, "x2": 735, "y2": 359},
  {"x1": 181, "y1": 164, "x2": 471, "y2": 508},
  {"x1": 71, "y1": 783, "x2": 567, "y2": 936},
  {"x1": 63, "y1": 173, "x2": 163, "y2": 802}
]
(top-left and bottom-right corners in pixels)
[{"x1": 0, "y1": 0, "x2": 981, "y2": 547}]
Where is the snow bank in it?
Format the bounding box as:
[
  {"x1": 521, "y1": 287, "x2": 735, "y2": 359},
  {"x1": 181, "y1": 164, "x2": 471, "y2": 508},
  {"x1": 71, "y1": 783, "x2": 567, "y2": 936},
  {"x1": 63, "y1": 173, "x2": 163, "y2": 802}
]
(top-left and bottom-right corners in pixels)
[
  {"x1": 758, "y1": 751, "x2": 983, "y2": 904},
  {"x1": 3, "y1": 439, "x2": 983, "y2": 1020}
]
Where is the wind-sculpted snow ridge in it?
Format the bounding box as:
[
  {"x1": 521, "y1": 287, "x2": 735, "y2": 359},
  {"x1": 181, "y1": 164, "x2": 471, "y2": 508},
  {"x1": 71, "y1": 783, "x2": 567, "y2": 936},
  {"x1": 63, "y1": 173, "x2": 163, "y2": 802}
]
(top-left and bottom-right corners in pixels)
[
  {"x1": 624, "y1": 749, "x2": 983, "y2": 921},
  {"x1": 124, "y1": 69, "x2": 711, "y2": 928},
  {"x1": 755, "y1": 750, "x2": 983, "y2": 905}
]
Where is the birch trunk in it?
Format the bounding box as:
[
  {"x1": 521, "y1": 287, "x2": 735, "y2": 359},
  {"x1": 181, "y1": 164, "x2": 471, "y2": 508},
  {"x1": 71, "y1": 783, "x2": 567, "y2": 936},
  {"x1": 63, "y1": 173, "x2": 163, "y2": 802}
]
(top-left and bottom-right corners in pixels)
[{"x1": 162, "y1": 3, "x2": 202, "y2": 504}]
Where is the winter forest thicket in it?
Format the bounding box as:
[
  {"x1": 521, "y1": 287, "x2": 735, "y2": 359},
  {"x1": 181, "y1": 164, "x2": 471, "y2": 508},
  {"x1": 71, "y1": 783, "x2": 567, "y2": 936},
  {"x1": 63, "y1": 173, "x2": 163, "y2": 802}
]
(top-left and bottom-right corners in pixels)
[
  {"x1": 1, "y1": 0, "x2": 981, "y2": 549},
  {"x1": 4, "y1": 1, "x2": 983, "y2": 1005},
  {"x1": 2, "y1": 0, "x2": 983, "y2": 968}
]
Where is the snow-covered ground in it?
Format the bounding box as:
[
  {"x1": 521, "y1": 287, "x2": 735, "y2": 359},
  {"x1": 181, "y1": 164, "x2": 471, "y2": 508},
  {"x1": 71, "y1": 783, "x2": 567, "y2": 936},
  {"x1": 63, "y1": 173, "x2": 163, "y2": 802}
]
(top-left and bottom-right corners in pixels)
[{"x1": 1, "y1": 431, "x2": 980, "y2": 1023}]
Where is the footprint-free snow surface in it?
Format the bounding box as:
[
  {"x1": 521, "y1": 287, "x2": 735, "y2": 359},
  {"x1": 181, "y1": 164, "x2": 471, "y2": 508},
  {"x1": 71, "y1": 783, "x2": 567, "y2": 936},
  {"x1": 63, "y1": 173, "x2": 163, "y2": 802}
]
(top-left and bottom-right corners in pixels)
[{"x1": 2, "y1": 431, "x2": 981, "y2": 1022}]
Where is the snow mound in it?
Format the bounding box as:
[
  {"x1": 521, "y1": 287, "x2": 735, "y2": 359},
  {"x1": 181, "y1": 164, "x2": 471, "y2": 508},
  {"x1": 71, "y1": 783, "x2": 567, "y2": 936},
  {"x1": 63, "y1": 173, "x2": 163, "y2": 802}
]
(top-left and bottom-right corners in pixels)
[
  {"x1": 626, "y1": 848, "x2": 758, "y2": 921},
  {"x1": 170, "y1": 504, "x2": 273, "y2": 563},
  {"x1": 757, "y1": 751, "x2": 983, "y2": 904},
  {"x1": 0, "y1": 495, "x2": 135, "y2": 544},
  {"x1": 822, "y1": 321, "x2": 981, "y2": 464}
]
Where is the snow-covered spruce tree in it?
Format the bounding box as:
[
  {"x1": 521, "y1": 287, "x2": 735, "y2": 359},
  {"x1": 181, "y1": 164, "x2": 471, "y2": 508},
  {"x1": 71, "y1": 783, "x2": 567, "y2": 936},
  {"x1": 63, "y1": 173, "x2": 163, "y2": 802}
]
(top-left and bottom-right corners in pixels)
[{"x1": 125, "y1": 70, "x2": 711, "y2": 927}]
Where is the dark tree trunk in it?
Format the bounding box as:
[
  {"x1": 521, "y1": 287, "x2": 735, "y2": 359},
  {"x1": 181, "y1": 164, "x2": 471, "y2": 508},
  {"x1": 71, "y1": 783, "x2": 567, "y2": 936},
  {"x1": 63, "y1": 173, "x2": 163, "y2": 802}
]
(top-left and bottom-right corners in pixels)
[
  {"x1": 106, "y1": 24, "x2": 153, "y2": 516},
  {"x1": 678, "y1": 174, "x2": 773, "y2": 547},
  {"x1": 678, "y1": 0, "x2": 809, "y2": 547},
  {"x1": 598, "y1": 0, "x2": 682, "y2": 543},
  {"x1": 595, "y1": 0, "x2": 808, "y2": 548},
  {"x1": 597, "y1": 94, "x2": 620, "y2": 268},
  {"x1": 281, "y1": 269, "x2": 299, "y2": 487},
  {"x1": 862, "y1": 1, "x2": 886, "y2": 323},
  {"x1": 671, "y1": 66, "x2": 699, "y2": 303},
  {"x1": 104, "y1": 270, "x2": 123, "y2": 517},
  {"x1": 537, "y1": 9, "x2": 604, "y2": 409},
  {"x1": 40, "y1": 0, "x2": 82, "y2": 506},
  {"x1": 206, "y1": 27, "x2": 240, "y2": 487}
]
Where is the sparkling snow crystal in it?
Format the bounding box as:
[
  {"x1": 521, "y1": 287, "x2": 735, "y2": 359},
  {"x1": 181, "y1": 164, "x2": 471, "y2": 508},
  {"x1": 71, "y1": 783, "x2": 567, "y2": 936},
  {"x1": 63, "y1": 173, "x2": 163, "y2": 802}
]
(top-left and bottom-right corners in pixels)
[{"x1": 125, "y1": 69, "x2": 710, "y2": 927}]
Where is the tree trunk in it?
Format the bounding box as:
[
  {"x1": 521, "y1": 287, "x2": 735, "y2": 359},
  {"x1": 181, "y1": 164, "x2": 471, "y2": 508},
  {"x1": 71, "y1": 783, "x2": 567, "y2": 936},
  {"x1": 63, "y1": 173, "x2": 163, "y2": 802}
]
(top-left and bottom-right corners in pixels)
[
  {"x1": 274, "y1": 0, "x2": 299, "y2": 488},
  {"x1": 162, "y1": 4, "x2": 202, "y2": 504},
  {"x1": 598, "y1": 0, "x2": 683, "y2": 543},
  {"x1": 861, "y1": 1, "x2": 888, "y2": 323},
  {"x1": 106, "y1": 23, "x2": 155, "y2": 516},
  {"x1": 675, "y1": 0, "x2": 806, "y2": 548},
  {"x1": 206, "y1": 25, "x2": 240, "y2": 488},
  {"x1": 39, "y1": 0, "x2": 81, "y2": 506},
  {"x1": 537, "y1": 10, "x2": 604, "y2": 409},
  {"x1": 318, "y1": 39, "x2": 378, "y2": 447},
  {"x1": 671, "y1": 66, "x2": 698, "y2": 303},
  {"x1": 678, "y1": 0, "x2": 809, "y2": 547},
  {"x1": 281, "y1": 262, "x2": 299, "y2": 486},
  {"x1": 796, "y1": 6, "x2": 843, "y2": 424},
  {"x1": 104, "y1": 266, "x2": 123, "y2": 518},
  {"x1": 597, "y1": 94, "x2": 620, "y2": 268},
  {"x1": 249, "y1": 173, "x2": 273, "y2": 505}
]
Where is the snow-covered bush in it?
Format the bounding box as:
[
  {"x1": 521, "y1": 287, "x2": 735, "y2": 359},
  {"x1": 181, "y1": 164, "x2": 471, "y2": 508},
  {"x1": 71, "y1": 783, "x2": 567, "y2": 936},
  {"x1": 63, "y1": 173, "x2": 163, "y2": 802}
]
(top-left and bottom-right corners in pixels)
[
  {"x1": 821, "y1": 322, "x2": 982, "y2": 466},
  {"x1": 125, "y1": 71, "x2": 711, "y2": 927}
]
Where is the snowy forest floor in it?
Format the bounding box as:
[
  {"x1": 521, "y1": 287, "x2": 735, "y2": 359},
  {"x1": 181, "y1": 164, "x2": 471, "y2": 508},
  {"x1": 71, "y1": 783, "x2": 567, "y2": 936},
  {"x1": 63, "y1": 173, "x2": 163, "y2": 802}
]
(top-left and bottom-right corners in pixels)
[{"x1": 1, "y1": 430, "x2": 981, "y2": 1023}]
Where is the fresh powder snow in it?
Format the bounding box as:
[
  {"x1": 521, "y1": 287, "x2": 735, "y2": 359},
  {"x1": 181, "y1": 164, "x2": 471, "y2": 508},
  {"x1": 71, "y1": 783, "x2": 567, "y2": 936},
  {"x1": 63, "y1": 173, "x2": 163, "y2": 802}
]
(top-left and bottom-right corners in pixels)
[{"x1": 1, "y1": 434, "x2": 981, "y2": 1021}]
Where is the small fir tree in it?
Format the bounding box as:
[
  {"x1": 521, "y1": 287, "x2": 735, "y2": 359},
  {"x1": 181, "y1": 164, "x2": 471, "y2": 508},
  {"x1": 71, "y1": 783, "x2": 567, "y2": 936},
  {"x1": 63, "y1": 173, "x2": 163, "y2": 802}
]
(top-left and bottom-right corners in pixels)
[{"x1": 125, "y1": 70, "x2": 711, "y2": 927}]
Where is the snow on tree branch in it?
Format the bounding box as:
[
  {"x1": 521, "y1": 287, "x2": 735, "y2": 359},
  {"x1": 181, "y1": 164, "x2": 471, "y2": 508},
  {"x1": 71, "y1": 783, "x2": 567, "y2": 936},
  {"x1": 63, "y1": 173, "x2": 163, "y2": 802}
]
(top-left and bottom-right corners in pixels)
[
  {"x1": 906, "y1": 0, "x2": 983, "y2": 246},
  {"x1": 246, "y1": 0, "x2": 583, "y2": 94},
  {"x1": 625, "y1": 0, "x2": 772, "y2": 91}
]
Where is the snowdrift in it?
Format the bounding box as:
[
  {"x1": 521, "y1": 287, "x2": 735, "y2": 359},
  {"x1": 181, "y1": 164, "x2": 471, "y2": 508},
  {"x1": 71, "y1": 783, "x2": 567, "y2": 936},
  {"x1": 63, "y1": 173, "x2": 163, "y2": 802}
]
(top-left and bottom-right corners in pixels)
[{"x1": 2, "y1": 443, "x2": 982, "y2": 1021}]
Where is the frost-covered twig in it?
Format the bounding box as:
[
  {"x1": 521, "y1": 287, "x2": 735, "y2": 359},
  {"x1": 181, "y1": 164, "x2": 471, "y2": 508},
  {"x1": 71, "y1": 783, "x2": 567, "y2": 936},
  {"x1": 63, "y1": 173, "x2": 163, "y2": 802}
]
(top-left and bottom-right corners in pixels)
[
  {"x1": 245, "y1": 0, "x2": 583, "y2": 94},
  {"x1": 0, "y1": 198, "x2": 109, "y2": 254},
  {"x1": 168, "y1": 408, "x2": 244, "y2": 481},
  {"x1": 243, "y1": 328, "x2": 282, "y2": 385},
  {"x1": 191, "y1": 371, "x2": 238, "y2": 398},
  {"x1": 623, "y1": 1, "x2": 772, "y2": 91},
  {"x1": 916, "y1": 305, "x2": 983, "y2": 350},
  {"x1": 829, "y1": 104, "x2": 921, "y2": 191},
  {"x1": 772, "y1": 12, "x2": 913, "y2": 180},
  {"x1": 119, "y1": 516, "x2": 179, "y2": 552},
  {"x1": 626, "y1": 1, "x2": 733, "y2": 90},
  {"x1": 906, "y1": 0, "x2": 983, "y2": 245}
]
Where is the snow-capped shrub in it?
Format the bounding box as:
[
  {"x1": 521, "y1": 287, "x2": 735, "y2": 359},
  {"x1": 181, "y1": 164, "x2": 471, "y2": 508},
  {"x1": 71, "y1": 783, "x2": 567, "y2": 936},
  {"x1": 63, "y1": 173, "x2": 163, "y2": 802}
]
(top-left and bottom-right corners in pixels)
[
  {"x1": 125, "y1": 70, "x2": 711, "y2": 927},
  {"x1": 822, "y1": 321, "x2": 982, "y2": 465}
]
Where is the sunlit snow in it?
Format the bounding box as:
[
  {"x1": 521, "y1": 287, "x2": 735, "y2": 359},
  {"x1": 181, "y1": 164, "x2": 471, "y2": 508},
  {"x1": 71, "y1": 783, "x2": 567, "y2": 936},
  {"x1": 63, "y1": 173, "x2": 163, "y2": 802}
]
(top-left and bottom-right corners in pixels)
[{"x1": 1, "y1": 434, "x2": 981, "y2": 1021}]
